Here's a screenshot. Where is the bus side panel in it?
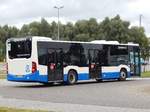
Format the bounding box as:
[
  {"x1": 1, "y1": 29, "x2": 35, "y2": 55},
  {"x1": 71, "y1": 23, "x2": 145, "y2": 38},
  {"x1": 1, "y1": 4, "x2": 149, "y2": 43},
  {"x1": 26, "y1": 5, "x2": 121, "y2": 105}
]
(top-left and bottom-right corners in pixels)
[
  {"x1": 32, "y1": 40, "x2": 48, "y2": 83},
  {"x1": 102, "y1": 66, "x2": 120, "y2": 79},
  {"x1": 101, "y1": 65, "x2": 130, "y2": 79},
  {"x1": 37, "y1": 65, "x2": 48, "y2": 82},
  {"x1": 63, "y1": 66, "x2": 90, "y2": 81}
]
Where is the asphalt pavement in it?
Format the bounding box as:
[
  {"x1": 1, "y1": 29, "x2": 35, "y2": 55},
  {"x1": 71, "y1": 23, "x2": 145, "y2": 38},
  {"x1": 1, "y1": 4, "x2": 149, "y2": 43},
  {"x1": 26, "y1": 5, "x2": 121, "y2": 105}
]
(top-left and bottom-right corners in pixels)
[{"x1": 0, "y1": 78, "x2": 150, "y2": 111}]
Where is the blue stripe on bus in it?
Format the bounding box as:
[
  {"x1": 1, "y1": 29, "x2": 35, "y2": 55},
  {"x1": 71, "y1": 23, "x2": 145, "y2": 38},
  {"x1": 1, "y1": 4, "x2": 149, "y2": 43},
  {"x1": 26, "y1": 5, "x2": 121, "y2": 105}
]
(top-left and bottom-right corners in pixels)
[
  {"x1": 7, "y1": 71, "x2": 130, "y2": 83},
  {"x1": 102, "y1": 72, "x2": 120, "y2": 79},
  {"x1": 63, "y1": 74, "x2": 67, "y2": 81},
  {"x1": 64, "y1": 71, "x2": 130, "y2": 81},
  {"x1": 78, "y1": 73, "x2": 89, "y2": 80},
  {"x1": 7, "y1": 71, "x2": 48, "y2": 83},
  {"x1": 102, "y1": 71, "x2": 130, "y2": 79}
]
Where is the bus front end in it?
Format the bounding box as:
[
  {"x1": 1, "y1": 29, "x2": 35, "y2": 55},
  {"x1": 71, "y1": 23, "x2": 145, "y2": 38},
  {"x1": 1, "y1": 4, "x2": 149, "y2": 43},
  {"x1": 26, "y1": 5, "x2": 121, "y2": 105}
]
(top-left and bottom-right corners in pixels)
[{"x1": 6, "y1": 37, "x2": 47, "y2": 83}]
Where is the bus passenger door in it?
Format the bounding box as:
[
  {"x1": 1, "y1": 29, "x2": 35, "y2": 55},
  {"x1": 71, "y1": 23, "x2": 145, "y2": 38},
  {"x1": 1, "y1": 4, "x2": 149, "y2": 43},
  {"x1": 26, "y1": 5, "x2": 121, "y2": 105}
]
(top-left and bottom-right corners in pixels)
[
  {"x1": 134, "y1": 52, "x2": 140, "y2": 76},
  {"x1": 47, "y1": 48, "x2": 63, "y2": 82},
  {"x1": 129, "y1": 51, "x2": 140, "y2": 76},
  {"x1": 89, "y1": 49, "x2": 101, "y2": 79}
]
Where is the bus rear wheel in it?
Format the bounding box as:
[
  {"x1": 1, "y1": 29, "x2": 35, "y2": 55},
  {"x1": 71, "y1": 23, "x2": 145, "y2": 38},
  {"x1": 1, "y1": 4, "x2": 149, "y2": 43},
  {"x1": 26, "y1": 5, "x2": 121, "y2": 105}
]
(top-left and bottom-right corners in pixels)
[
  {"x1": 42, "y1": 82, "x2": 54, "y2": 86},
  {"x1": 67, "y1": 70, "x2": 77, "y2": 85},
  {"x1": 96, "y1": 78, "x2": 102, "y2": 82},
  {"x1": 119, "y1": 69, "x2": 127, "y2": 81}
]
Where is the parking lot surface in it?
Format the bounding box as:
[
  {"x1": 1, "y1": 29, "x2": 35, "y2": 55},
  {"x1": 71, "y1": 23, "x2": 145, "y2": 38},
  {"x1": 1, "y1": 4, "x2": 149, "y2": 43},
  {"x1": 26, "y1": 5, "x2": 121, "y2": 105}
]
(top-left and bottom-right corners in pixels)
[{"x1": 0, "y1": 78, "x2": 150, "y2": 111}]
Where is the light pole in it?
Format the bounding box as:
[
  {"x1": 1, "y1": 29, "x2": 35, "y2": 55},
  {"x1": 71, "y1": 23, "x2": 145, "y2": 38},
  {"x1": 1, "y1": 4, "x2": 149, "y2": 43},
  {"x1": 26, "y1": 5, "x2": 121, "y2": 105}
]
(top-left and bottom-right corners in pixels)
[
  {"x1": 139, "y1": 14, "x2": 142, "y2": 27},
  {"x1": 54, "y1": 6, "x2": 64, "y2": 40}
]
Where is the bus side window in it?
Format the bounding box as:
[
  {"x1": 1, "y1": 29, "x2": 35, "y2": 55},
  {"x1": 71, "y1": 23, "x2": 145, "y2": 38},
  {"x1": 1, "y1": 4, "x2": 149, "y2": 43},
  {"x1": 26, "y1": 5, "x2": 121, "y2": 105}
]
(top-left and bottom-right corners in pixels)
[
  {"x1": 80, "y1": 49, "x2": 88, "y2": 66},
  {"x1": 63, "y1": 51, "x2": 71, "y2": 65},
  {"x1": 47, "y1": 49, "x2": 55, "y2": 63},
  {"x1": 38, "y1": 48, "x2": 47, "y2": 65},
  {"x1": 56, "y1": 50, "x2": 63, "y2": 63},
  {"x1": 88, "y1": 50, "x2": 94, "y2": 63},
  {"x1": 94, "y1": 50, "x2": 100, "y2": 63},
  {"x1": 100, "y1": 50, "x2": 108, "y2": 66}
]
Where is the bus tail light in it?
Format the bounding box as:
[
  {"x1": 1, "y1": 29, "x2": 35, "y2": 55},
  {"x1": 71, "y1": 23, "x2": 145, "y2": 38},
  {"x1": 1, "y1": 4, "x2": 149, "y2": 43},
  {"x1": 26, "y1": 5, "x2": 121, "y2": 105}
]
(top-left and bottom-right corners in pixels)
[
  {"x1": 32, "y1": 61, "x2": 37, "y2": 73},
  {"x1": 50, "y1": 63, "x2": 55, "y2": 71},
  {"x1": 91, "y1": 64, "x2": 95, "y2": 69}
]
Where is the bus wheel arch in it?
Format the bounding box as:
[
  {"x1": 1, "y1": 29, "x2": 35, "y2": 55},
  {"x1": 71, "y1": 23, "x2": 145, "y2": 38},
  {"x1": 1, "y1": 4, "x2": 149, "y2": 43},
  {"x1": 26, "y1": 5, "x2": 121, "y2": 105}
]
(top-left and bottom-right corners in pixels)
[
  {"x1": 67, "y1": 69, "x2": 78, "y2": 85},
  {"x1": 119, "y1": 68, "x2": 127, "y2": 81}
]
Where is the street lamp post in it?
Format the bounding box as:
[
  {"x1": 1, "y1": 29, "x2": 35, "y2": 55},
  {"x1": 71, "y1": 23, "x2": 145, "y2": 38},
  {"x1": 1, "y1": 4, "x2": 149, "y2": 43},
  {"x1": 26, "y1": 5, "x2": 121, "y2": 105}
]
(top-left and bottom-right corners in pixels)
[
  {"x1": 54, "y1": 6, "x2": 64, "y2": 40},
  {"x1": 139, "y1": 14, "x2": 142, "y2": 27}
]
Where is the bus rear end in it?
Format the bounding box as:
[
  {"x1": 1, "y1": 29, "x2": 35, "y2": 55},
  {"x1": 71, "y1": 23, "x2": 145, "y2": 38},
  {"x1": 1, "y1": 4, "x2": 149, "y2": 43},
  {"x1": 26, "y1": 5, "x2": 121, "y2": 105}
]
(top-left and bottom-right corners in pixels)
[{"x1": 6, "y1": 37, "x2": 47, "y2": 83}]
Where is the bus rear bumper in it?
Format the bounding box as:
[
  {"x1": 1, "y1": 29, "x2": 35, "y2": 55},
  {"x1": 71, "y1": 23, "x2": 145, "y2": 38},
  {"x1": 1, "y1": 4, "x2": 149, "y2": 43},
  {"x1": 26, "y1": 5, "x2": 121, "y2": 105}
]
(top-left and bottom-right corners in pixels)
[{"x1": 7, "y1": 71, "x2": 48, "y2": 83}]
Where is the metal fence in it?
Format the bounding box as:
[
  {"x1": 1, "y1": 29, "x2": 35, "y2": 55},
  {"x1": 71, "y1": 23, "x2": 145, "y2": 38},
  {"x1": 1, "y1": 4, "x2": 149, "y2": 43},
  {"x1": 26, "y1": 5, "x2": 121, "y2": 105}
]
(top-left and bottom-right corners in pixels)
[{"x1": 141, "y1": 64, "x2": 150, "y2": 72}]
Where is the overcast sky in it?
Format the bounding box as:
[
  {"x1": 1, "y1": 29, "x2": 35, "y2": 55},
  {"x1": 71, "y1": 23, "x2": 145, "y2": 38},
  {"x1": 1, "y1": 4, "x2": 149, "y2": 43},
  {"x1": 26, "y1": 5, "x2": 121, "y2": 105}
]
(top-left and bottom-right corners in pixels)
[{"x1": 0, "y1": 0, "x2": 150, "y2": 36}]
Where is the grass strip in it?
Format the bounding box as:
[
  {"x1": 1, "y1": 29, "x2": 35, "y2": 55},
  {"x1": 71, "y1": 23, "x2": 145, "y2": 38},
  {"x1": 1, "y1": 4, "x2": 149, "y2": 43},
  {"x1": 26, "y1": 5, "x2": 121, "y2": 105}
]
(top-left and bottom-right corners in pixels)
[
  {"x1": 141, "y1": 71, "x2": 150, "y2": 78},
  {"x1": 0, "y1": 74, "x2": 6, "y2": 79},
  {"x1": 0, "y1": 107, "x2": 48, "y2": 112}
]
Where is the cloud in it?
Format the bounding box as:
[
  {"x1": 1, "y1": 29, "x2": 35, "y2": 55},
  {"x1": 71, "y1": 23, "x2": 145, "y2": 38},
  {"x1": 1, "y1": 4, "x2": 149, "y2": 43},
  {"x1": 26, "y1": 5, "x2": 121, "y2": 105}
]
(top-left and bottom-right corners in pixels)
[
  {"x1": 0, "y1": 0, "x2": 150, "y2": 36},
  {"x1": 0, "y1": 0, "x2": 132, "y2": 23}
]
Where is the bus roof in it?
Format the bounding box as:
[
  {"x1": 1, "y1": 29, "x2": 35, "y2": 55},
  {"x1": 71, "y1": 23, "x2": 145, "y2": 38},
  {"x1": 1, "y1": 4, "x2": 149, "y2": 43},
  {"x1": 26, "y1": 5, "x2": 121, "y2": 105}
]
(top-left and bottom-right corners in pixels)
[{"x1": 8, "y1": 36, "x2": 139, "y2": 46}]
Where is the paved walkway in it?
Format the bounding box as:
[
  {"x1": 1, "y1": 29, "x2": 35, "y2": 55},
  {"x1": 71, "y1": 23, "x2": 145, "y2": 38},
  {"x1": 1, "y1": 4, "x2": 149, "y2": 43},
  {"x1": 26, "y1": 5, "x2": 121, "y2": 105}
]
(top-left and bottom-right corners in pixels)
[{"x1": 0, "y1": 96, "x2": 150, "y2": 112}]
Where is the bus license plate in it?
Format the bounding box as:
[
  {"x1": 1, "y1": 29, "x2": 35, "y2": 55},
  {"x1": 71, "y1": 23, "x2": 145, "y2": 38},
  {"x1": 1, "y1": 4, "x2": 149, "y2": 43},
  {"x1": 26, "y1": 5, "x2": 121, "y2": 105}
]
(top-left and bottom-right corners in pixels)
[{"x1": 16, "y1": 75, "x2": 23, "y2": 78}]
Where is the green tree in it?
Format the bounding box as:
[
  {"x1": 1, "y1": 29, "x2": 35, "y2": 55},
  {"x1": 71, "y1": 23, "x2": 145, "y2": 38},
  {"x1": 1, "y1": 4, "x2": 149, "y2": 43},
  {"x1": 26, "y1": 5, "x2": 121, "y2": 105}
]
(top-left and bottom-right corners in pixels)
[
  {"x1": 9, "y1": 27, "x2": 19, "y2": 37},
  {"x1": 59, "y1": 22, "x2": 65, "y2": 40},
  {"x1": 39, "y1": 18, "x2": 51, "y2": 37},
  {"x1": 74, "y1": 20, "x2": 89, "y2": 41},
  {"x1": 75, "y1": 20, "x2": 89, "y2": 34},
  {"x1": 88, "y1": 18, "x2": 98, "y2": 40},
  {"x1": 19, "y1": 24, "x2": 30, "y2": 36},
  {"x1": 0, "y1": 16, "x2": 149, "y2": 62},
  {"x1": 0, "y1": 41, "x2": 5, "y2": 61},
  {"x1": 0, "y1": 27, "x2": 7, "y2": 42},
  {"x1": 63, "y1": 22, "x2": 74, "y2": 40},
  {"x1": 51, "y1": 21, "x2": 57, "y2": 39},
  {"x1": 74, "y1": 33, "x2": 90, "y2": 41},
  {"x1": 29, "y1": 21, "x2": 40, "y2": 36},
  {"x1": 129, "y1": 26, "x2": 150, "y2": 61},
  {"x1": 99, "y1": 15, "x2": 130, "y2": 43},
  {"x1": 98, "y1": 17, "x2": 111, "y2": 40}
]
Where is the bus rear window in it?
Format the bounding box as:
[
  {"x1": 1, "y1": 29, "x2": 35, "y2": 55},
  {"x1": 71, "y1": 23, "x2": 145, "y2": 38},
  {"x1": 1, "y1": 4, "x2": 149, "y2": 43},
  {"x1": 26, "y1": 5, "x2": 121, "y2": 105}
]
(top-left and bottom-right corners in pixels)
[
  {"x1": 110, "y1": 46, "x2": 128, "y2": 55},
  {"x1": 8, "y1": 39, "x2": 32, "y2": 59}
]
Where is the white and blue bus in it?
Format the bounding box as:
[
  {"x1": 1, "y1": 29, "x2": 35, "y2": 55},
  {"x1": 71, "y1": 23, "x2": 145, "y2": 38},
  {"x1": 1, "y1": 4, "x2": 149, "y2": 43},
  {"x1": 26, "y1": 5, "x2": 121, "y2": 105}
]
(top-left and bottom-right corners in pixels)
[{"x1": 6, "y1": 36, "x2": 141, "y2": 84}]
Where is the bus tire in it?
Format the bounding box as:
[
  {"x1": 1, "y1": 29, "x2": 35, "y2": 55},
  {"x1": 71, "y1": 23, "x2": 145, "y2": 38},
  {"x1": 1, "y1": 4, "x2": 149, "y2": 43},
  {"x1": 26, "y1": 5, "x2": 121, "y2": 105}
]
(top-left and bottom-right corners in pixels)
[
  {"x1": 96, "y1": 78, "x2": 102, "y2": 82},
  {"x1": 42, "y1": 82, "x2": 54, "y2": 85},
  {"x1": 67, "y1": 70, "x2": 77, "y2": 85},
  {"x1": 119, "y1": 69, "x2": 127, "y2": 81}
]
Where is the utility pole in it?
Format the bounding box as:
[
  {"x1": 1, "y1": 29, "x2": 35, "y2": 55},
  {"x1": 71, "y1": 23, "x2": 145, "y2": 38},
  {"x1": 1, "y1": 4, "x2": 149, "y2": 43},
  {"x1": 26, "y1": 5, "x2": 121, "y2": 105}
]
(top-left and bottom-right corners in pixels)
[
  {"x1": 139, "y1": 14, "x2": 142, "y2": 27},
  {"x1": 54, "y1": 6, "x2": 64, "y2": 40}
]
